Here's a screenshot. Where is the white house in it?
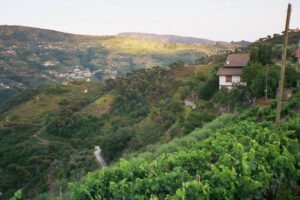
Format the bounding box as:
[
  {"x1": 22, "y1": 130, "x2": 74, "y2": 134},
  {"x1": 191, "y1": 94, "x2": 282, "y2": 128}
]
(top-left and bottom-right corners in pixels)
[{"x1": 217, "y1": 53, "x2": 249, "y2": 89}]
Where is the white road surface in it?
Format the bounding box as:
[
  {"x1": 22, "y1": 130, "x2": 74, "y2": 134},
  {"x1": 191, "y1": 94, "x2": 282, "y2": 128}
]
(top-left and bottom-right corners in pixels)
[{"x1": 94, "y1": 146, "x2": 107, "y2": 168}]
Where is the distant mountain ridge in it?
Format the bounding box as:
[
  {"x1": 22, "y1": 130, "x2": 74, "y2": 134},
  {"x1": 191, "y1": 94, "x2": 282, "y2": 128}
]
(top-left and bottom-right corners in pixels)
[
  {"x1": 117, "y1": 32, "x2": 214, "y2": 44},
  {"x1": 0, "y1": 25, "x2": 239, "y2": 103}
]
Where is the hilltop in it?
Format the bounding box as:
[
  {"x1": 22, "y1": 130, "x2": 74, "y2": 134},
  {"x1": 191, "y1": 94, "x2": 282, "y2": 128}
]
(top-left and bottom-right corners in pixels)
[
  {"x1": 251, "y1": 30, "x2": 300, "y2": 61},
  {"x1": 117, "y1": 32, "x2": 214, "y2": 44},
  {"x1": 0, "y1": 25, "x2": 238, "y2": 103}
]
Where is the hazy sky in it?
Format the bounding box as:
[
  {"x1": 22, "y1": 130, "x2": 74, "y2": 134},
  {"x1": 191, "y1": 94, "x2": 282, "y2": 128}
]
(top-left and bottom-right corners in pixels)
[{"x1": 0, "y1": 0, "x2": 299, "y2": 42}]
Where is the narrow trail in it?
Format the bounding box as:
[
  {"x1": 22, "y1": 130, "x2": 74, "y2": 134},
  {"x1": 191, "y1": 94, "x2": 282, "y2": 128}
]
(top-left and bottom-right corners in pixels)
[
  {"x1": 26, "y1": 126, "x2": 76, "y2": 151},
  {"x1": 0, "y1": 119, "x2": 50, "y2": 145},
  {"x1": 2, "y1": 118, "x2": 41, "y2": 127},
  {"x1": 94, "y1": 146, "x2": 107, "y2": 168},
  {"x1": 1, "y1": 118, "x2": 76, "y2": 150},
  {"x1": 31, "y1": 127, "x2": 50, "y2": 145},
  {"x1": 33, "y1": 135, "x2": 50, "y2": 145}
]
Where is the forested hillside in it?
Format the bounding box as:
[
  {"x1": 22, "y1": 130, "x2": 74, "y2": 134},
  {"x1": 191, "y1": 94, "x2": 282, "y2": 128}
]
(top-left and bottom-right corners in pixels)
[
  {"x1": 0, "y1": 25, "x2": 238, "y2": 103},
  {"x1": 252, "y1": 30, "x2": 300, "y2": 62},
  {"x1": 0, "y1": 63, "x2": 224, "y2": 199}
]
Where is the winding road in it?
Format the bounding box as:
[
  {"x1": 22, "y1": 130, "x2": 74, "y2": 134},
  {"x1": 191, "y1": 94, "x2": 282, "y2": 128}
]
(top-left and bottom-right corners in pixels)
[{"x1": 94, "y1": 146, "x2": 107, "y2": 168}]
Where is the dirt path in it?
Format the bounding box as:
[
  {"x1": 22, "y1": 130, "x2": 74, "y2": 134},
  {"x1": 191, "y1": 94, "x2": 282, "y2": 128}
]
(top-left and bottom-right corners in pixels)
[
  {"x1": 0, "y1": 119, "x2": 50, "y2": 145},
  {"x1": 27, "y1": 126, "x2": 76, "y2": 151},
  {"x1": 31, "y1": 127, "x2": 50, "y2": 145},
  {"x1": 33, "y1": 134, "x2": 50, "y2": 145},
  {"x1": 2, "y1": 118, "x2": 41, "y2": 127},
  {"x1": 1, "y1": 118, "x2": 77, "y2": 151}
]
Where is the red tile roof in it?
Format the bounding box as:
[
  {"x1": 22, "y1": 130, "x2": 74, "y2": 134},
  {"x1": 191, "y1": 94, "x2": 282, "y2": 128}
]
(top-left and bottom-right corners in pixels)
[
  {"x1": 224, "y1": 53, "x2": 250, "y2": 67},
  {"x1": 217, "y1": 67, "x2": 243, "y2": 76}
]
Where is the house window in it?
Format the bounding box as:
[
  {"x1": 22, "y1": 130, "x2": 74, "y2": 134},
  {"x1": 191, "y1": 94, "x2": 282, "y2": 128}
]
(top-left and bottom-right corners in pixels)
[{"x1": 225, "y1": 76, "x2": 232, "y2": 82}]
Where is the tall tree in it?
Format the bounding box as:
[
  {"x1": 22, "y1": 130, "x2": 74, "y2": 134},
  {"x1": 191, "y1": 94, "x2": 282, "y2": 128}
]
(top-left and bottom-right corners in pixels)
[{"x1": 250, "y1": 44, "x2": 272, "y2": 65}]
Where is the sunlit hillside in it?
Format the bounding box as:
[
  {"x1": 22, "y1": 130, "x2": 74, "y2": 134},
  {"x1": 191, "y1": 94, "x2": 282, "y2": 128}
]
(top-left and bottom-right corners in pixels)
[{"x1": 0, "y1": 25, "x2": 238, "y2": 102}]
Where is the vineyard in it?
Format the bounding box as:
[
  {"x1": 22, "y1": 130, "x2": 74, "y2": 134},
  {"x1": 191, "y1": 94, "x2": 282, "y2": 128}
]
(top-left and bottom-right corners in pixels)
[{"x1": 68, "y1": 92, "x2": 300, "y2": 199}]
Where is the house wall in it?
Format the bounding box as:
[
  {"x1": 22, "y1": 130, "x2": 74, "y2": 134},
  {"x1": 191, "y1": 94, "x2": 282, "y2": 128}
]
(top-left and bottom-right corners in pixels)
[{"x1": 219, "y1": 76, "x2": 246, "y2": 89}]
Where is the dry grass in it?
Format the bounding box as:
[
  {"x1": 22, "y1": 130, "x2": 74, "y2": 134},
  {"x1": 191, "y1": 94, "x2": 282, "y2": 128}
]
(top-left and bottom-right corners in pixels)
[
  {"x1": 78, "y1": 91, "x2": 115, "y2": 118},
  {"x1": 3, "y1": 81, "x2": 102, "y2": 124},
  {"x1": 101, "y1": 37, "x2": 236, "y2": 55},
  {"x1": 170, "y1": 65, "x2": 214, "y2": 82}
]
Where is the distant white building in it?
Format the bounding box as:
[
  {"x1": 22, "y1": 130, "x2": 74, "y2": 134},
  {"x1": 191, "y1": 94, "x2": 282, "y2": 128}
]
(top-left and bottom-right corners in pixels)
[{"x1": 217, "y1": 53, "x2": 249, "y2": 89}]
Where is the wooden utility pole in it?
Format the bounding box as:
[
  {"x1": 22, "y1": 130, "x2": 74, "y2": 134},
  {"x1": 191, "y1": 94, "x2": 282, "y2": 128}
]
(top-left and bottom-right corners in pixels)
[
  {"x1": 275, "y1": 3, "x2": 292, "y2": 131},
  {"x1": 265, "y1": 66, "x2": 268, "y2": 102},
  {"x1": 297, "y1": 40, "x2": 300, "y2": 87}
]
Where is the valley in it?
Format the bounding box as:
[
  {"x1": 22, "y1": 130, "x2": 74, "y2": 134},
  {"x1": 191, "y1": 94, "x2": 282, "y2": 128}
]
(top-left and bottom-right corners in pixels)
[
  {"x1": 0, "y1": 25, "x2": 299, "y2": 199},
  {"x1": 0, "y1": 64, "x2": 218, "y2": 199},
  {"x1": 0, "y1": 25, "x2": 238, "y2": 103}
]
